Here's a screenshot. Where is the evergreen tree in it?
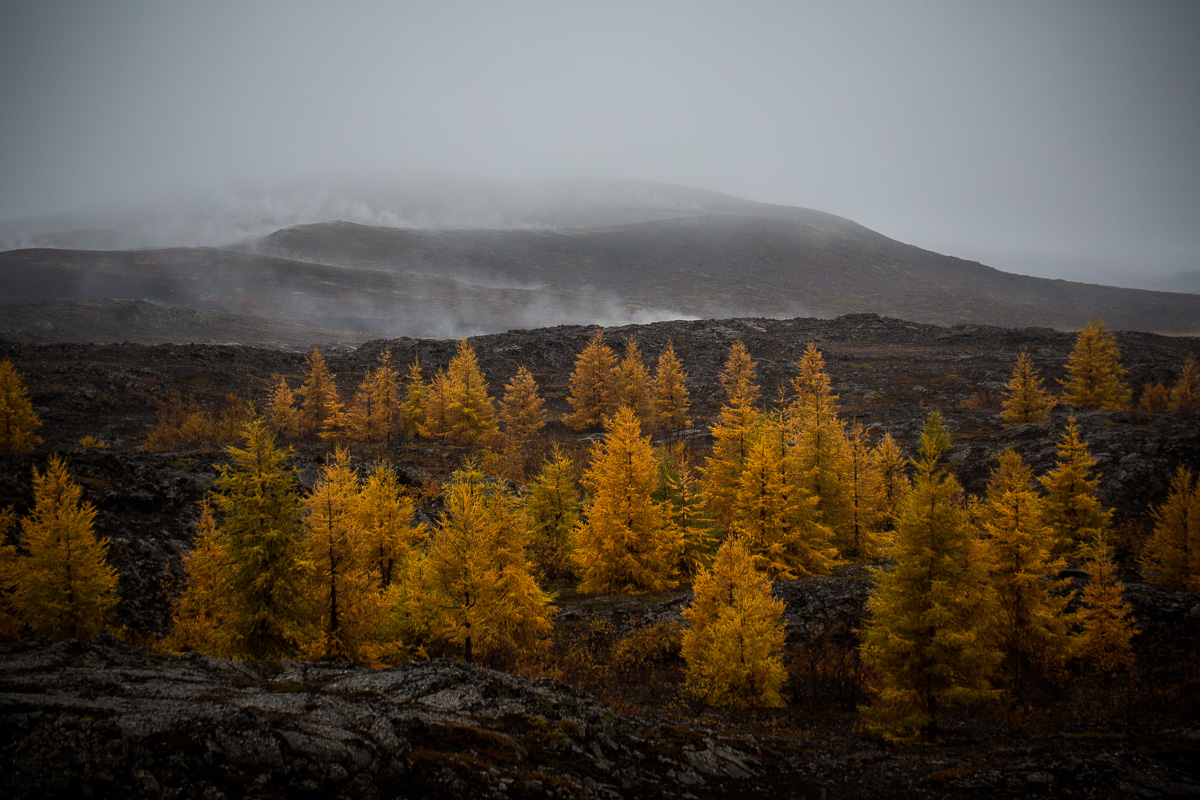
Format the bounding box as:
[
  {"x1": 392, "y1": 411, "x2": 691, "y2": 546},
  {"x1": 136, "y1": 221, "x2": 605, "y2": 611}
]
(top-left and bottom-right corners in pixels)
[
  {"x1": 211, "y1": 420, "x2": 313, "y2": 660},
  {"x1": 166, "y1": 502, "x2": 231, "y2": 655},
  {"x1": 1000, "y1": 350, "x2": 1055, "y2": 426},
  {"x1": 12, "y1": 455, "x2": 118, "y2": 640},
  {"x1": 297, "y1": 348, "x2": 340, "y2": 438},
  {"x1": 861, "y1": 412, "x2": 999, "y2": 741},
  {"x1": 1143, "y1": 465, "x2": 1200, "y2": 591},
  {"x1": 303, "y1": 449, "x2": 384, "y2": 663},
  {"x1": 445, "y1": 338, "x2": 498, "y2": 445},
  {"x1": 681, "y1": 537, "x2": 786, "y2": 708},
  {"x1": 731, "y1": 418, "x2": 836, "y2": 579},
  {"x1": 525, "y1": 446, "x2": 582, "y2": 582},
  {"x1": 1039, "y1": 416, "x2": 1111, "y2": 557},
  {"x1": 0, "y1": 359, "x2": 42, "y2": 452},
  {"x1": 1169, "y1": 353, "x2": 1200, "y2": 412},
  {"x1": 651, "y1": 341, "x2": 691, "y2": 432},
  {"x1": 719, "y1": 340, "x2": 760, "y2": 407},
  {"x1": 1077, "y1": 532, "x2": 1136, "y2": 676},
  {"x1": 842, "y1": 421, "x2": 889, "y2": 560},
  {"x1": 499, "y1": 366, "x2": 547, "y2": 443},
  {"x1": 616, "y1": 339, "x2": 653, "y2": 425},
  {"x1": 358, "y1": 461, "x2": 424, "y2": 589},
  {"x1": 563, "y1": 329, "x2": 618, "y2": 431},
  {"x1": 1062, "y1": 319, "x2": 1131, "y2": 410},
  {"x1": 399, "y1": 358, "x2": 428, "y2": 438},
  {"x1": 574, "y1": 406, "x2": 682, "y2": 593},
  {"x1": 419, "y1": 469, "x2": 552, "y2": 664},
  {"x1": 980, "y1": 449, "x2": 1073, "y2": 700}
]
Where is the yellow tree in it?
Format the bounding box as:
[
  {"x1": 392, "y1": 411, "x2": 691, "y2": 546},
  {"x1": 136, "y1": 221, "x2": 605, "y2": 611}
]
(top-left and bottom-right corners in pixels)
[
  {"x1": 875, "y1": 433, "x2": 910, "y2": 530},
  {"x1": 702, "y1": 399, "x2": 760, "y2": 529},
  {"x1": 719, "y1": 339, "x2": 760, "y2": 407},
  {"x1": 574, "y1": 406, "x2": 682, "y2": 593},
  {"x1": 303, "y1": 449, "x2": 384, "y2": 663},
  {"x1": 842, "y1": 421, "x2": 889, "y2": 560},
  {"x1": 682, "y1": 537, "x2": 786, "y2": 708},
  {"x1": 265, "y1": 377, "x2": 300, "y2": 439},
  {"x1": 1039, "y1": 415, "x2": 1111, "y2": 557},
  {"x1": 165, "y1": 502, "x2": 231, "y2": 655},
  {"x1": 12, "y1": 455, "x2": 119, "y2": 640},
  {"x1": 345, "y1": 351, "x2": 402, "y2": 444},
  {"x1": 298, "y1": 348, "x2": 341, "y2": 437},
  {"x1": 500, "y1": 366, "x2": 547, "y2": 443},
  {"x1": 525, "y1": 446, "x2": 581, "y2": 582},
  {"x1": 731, "y1": 418, "x2": 836, "y2": 579},
  {"x1": 789, "y1": 343, "x2": 851, "y2": 538},
  {"x1": 861, "y1": 412, "x2": 999, "y2": 741},
  {"x1": 1170, "y1": 353, "x2": 1200, "y2": 412},
  {"x1": 564, "y1": 329, "x2": 618, "y2": 431},
  {"x1": 211, "y1": 419, "x2": 313, "y2": 660},
  {"x1": 446, "y1": 338, "x2": 498, "y2": 445},
  {"x1": 1143, "y1": 465, "x2": 1200, "y2": 591},
  {"x1": 419, "y1": 469, "x2": 552, "y2": 664},
  {"x1": 1077, "y1": 531, "x2": 1136, "y2": 675},
  {"x1": 980, "y1": 449, "x2": 1073, "y2": 701},
  {"x1": 651, "y1": 341, "x2": 691, "y2": 432},
  {"x1": 358, "y1": 462, "x2": 424, "y2": 589},
  {"x1": 0, "y1": 360, "x2": 42, "y2": 452},
  {"x1": 399, "y1": 358, "x2": 428, "y2": 438},
  {"x1": 653, "y1": 445, "x2": 716, "y2": 578},
  {"x1": 616, "y1": 339, "x2": 653, "y2": 425},
  {"x1": 1000, "y1": 350, "x2": 1055, "y2": 426},
  {"x1": 419, "y1": 369, "x2": 452, "y2": 441},
  {"x1": 1061, "y1": 319, "x2": 1131, "y2": 410}
]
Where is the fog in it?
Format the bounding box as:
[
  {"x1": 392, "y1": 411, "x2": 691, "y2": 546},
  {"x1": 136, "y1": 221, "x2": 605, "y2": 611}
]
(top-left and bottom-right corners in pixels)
[{"x1": 2, "y1": 1, "x2": 1198, "y2": 289}]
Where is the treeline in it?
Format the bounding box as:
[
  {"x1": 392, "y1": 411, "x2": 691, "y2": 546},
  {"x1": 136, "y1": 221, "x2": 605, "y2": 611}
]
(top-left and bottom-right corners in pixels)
[{"x1": 0, "y1": 319, "x2": 1198, "y2": 742}]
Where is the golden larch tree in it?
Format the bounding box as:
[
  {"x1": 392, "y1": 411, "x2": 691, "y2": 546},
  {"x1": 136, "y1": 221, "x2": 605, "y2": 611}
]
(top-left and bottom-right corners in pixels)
[
  {"x1": 358, "y1": 461, "x2": 424, "y2": 589},
  {"x1": 1142, "y1": 465, "x2": 1200, "y2": 591},
  {"x1": 298, "y1": 348, "x2": 341, "y2": 438},
  {"x1": 345, "y1": 351, "x2": 402, "y2": 444},
  {"x1": 574, "y1": 406, "x2": 682, "y2": 593},
  {"x1": 445, "y1": 338, "x2": 498, "y2": 445},
  {"x1": 653, "y1": 445, "x2": 716, "y2": 578},
  {"x1": 979, "y1": 449, "x2": 1073, "y2": 701},
  {"x1": 303, "y1": 449, "x2": 385, "y2": 663},
  {"x1": 0, "y1": 360, "x2": 42, "y2": 452},
  {"x1": 842, "y1": 421, "x2": 889, "y2": 560},
  {"x1": 419, "y1": 469, "x2": 552, "y2": 664},
  {"x1": 564, "y1": 329, "x2": 618, "y2": 431},
  {"x1": 1138, "y1": 382, "x2": 1171, "y2": 414},
  {"x1": 12, "y1": 455, "x2": 119, "y2": 640},
  {"x1": 211, "y1": 419, "x2": 313, "y2": 660},
  {"x1": 616, "y1": 339, "x2": 653, "y2": 425},
  {"x1": 165, "y1": 501, "x2": 231, "y2": 655},
  {"x1": 499, "y1": 365, "x2": 547, "y2": 443},
  {"x1": 651, "y1": 341, "x2": 691, "y2": 432},
  {"x1": 1170, "y1": 353, "x2": 1200, "y2": 412},
  {"x1": 1000, "y1": 350, "x2": 1056, "y2": 426},
  {"x1": 682, "y1": 537, "x2": 786, "y2": 708},
  {"x1": 266, "y1": 377, "x2": 301, "y2": 439},
  {"x1": 719, "y1": 339, "x2": 760, "y2": 408},
  {"x1": 1061, "y1": 319, "x2": 1131, "y2": 410},
  {"x1": 875, "y1": 432, "x2": 910, "y2": 530},
  {"x1": 702, "y1": 399, "x2": 760, "y2": 529},
  {"x1": 399, "y1": 358, "x2": 428, "y2": 438},
  {"x1": 731, "y1": 418, "x2": 836, "y2": 579},
  {"x1": 1077, "y1": 532, "x2": 1136, "y2": 676},
  {"x1": 419, "y1": 369, "x2": 452, "y2": 441},
  {"x1": 861, "y1": 412, "x2": 999, "y2": 742},
  {"x1": 1038, "y1": 415, "x2": 1111, "y2": 557},
  {"x1": 0, "y1": 507, "x2": 23, "y2": 641},
  {"x1": 525, "y1": 446, "x2": 581, "y2": 582},
  {"x1": 789, "y1": 343, "x2": 851, "y2": 539}
]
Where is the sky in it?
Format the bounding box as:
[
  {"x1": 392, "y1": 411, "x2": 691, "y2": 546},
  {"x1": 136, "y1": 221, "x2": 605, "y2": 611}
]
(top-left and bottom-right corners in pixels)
[{"x1": 1, "y1": 0, "x2": 1198, "y2": 286}]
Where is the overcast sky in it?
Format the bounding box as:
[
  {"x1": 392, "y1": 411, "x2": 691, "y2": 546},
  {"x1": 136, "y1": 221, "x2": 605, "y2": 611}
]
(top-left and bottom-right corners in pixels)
[{"x1": 2, "y1": 1, "x2": 1198, "y2": 283}]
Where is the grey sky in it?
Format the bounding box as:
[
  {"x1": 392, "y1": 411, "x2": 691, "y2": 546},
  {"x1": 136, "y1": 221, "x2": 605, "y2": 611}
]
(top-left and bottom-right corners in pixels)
[{"x1": 2, "y1": 1, "x2": 1198, "y2": 284}]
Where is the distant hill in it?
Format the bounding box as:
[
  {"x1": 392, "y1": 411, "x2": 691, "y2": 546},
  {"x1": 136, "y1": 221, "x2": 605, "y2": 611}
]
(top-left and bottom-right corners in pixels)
[{"x1": 3, "y1": 174, "x2": 1198, "y2": 342}]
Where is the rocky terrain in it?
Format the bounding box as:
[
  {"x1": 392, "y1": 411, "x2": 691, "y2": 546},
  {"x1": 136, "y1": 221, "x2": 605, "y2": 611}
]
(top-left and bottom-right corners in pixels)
[{"x1": 2, "y1": 313, "x2": 1200, "y2": 797}]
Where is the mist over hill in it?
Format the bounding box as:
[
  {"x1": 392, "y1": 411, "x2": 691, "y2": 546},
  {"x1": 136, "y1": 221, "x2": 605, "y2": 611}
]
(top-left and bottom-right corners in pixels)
[{"x1": 2, "y1": 174, "x2": 1199, "y2": 342}]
